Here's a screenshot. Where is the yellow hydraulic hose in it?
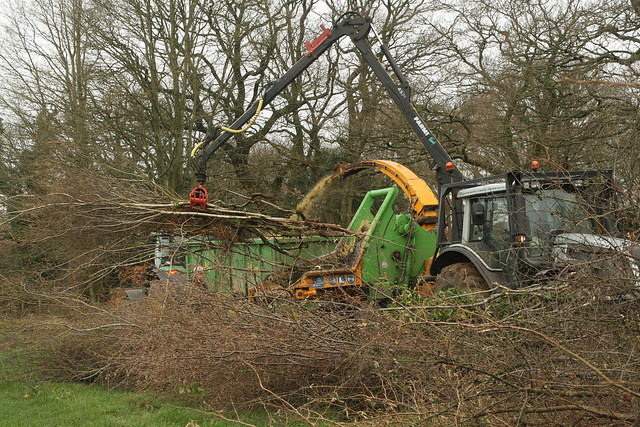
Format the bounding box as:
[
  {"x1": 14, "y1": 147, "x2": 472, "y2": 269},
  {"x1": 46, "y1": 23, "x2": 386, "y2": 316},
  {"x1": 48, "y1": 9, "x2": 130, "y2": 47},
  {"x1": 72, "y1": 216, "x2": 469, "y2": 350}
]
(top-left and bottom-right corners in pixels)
[
  {"x1": 221, "y1": 98, "x2": 264, "y2": 134},
  {"x1": 190, "y1": 141, "x2": 205, "y2": 158},
  {"x1": 190, "y1": 98, "x2": 264, "y2": 158}
]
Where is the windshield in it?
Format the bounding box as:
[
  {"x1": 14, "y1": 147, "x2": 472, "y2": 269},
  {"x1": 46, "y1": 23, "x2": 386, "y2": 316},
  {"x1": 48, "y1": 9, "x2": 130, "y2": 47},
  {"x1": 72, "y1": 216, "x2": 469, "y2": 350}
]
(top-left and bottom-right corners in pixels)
[{"x1": 524, "y1": 189, "x2": 592, "y2": 244}]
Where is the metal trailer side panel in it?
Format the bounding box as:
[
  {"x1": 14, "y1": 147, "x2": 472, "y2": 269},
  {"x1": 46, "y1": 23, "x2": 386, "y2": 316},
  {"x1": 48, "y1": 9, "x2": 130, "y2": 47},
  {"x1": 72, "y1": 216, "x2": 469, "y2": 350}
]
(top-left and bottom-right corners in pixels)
[{"x1": 185, "y1": 236, "x2": 339, "y2": 294}]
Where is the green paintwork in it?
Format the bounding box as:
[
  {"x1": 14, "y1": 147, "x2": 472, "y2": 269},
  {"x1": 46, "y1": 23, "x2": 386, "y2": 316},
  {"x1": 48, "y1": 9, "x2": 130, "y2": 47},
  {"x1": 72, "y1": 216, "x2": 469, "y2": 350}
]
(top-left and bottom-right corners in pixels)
[
  {"x1": 343, "y1": 187, "x2": 437, "y2": 299},
  {"x1": 184, "y1": 236, "x2": 339, "y2": 294}
]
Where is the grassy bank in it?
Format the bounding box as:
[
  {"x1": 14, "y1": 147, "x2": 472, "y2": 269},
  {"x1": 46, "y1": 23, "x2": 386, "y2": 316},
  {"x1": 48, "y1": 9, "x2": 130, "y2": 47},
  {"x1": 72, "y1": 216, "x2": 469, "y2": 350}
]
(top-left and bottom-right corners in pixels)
[{"x1": 0, "y1": 318, "x2": 273, "y2": 427}]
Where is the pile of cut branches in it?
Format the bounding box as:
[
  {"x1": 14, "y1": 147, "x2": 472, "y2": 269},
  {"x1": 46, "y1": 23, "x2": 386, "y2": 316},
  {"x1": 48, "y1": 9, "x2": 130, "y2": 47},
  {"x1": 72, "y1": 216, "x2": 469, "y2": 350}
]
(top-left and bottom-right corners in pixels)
[
  {"x1": 8, "y1": 261, "x2": 637, "y2": 425},
  {"x1": 0, "y1": 169, "x2": 348, "y2": 299}
]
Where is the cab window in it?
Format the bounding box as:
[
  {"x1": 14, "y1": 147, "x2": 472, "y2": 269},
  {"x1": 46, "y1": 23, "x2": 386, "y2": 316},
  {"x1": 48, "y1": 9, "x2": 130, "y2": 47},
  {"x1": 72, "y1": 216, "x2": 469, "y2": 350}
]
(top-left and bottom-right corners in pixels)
[{"x1": 469, "y1": 197, "x2": 510, "y2": 250}]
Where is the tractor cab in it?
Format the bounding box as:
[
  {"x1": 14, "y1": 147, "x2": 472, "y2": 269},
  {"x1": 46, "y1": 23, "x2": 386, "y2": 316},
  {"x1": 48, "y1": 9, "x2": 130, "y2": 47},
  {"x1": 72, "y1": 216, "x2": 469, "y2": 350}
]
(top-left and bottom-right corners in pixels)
[{"x1": 431, "y1": 170, "x2": 636, "y2": 287}]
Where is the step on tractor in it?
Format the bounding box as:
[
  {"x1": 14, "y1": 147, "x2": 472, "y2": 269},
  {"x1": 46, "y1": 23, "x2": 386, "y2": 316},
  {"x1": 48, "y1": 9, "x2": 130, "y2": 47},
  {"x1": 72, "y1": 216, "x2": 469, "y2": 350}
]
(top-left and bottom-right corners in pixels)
[{"x1": 187, "y1": 10, "x2": 640, "y2": 300}]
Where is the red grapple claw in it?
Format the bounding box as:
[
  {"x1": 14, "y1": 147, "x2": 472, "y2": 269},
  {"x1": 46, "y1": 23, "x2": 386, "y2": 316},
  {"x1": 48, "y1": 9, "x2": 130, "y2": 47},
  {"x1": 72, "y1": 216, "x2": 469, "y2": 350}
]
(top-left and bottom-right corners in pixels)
[{"x1": 189, "y1": 185, "x2": 208, "y2": 210}]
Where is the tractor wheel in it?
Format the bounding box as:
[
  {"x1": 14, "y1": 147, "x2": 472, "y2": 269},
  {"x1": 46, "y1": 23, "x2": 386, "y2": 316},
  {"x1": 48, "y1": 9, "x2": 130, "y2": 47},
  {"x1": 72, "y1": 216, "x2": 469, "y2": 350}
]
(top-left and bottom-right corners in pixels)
[{"x1": 433, "y1": 262, "x2": 489, "y2": 294}]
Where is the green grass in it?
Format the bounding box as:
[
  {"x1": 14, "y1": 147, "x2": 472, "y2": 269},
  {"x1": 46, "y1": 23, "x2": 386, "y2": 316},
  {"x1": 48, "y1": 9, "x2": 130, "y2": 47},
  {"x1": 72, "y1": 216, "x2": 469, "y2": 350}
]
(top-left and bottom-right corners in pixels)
[
  {"x1": 0, "y1": 380, "x2": 220, "y2": 426},
  {"x1": 0, "y1": 378, "x2": 328, "y2": 426}
]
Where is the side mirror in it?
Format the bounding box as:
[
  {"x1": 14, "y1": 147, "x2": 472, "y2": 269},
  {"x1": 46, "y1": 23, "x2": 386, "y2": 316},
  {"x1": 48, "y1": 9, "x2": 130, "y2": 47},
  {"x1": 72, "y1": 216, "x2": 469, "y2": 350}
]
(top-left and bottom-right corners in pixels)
[{"x1": 471, "y1": 202, "x2": 485, "y2": 226}]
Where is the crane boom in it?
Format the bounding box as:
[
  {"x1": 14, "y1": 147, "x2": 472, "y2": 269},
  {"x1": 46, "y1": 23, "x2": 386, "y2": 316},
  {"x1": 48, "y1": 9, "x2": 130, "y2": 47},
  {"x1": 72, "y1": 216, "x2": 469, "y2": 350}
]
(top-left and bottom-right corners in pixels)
[{"x1": 192, "y1": 11, "x2": 463, "y2": 199}]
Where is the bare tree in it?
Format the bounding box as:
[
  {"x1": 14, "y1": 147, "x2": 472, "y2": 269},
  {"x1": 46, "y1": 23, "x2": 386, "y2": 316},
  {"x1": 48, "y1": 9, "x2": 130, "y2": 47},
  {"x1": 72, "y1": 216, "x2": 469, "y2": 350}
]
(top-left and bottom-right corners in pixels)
[
  {"x1": 421, "y1": 0, "x2": 640, "y2": 183},
  {"x1": 86, "y1": 0, "x2": 210, "y2": 193},
  {"x1": 0, "y1": 0, "x2": 100, "y2": 188}
]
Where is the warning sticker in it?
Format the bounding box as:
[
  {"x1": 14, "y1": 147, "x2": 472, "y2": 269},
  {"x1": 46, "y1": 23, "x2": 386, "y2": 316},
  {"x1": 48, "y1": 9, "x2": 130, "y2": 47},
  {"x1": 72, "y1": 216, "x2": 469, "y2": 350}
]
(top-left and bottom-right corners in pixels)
[{"x1": 313, "y1": 277, "x2": 324, "y2": 288}]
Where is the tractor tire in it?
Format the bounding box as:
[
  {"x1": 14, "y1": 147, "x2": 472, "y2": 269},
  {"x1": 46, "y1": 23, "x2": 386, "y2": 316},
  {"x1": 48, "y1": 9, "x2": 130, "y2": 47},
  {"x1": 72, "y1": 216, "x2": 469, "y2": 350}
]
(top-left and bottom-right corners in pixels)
[{"x1": 433, "y1": 262, "x2": 489, "y2": 294}]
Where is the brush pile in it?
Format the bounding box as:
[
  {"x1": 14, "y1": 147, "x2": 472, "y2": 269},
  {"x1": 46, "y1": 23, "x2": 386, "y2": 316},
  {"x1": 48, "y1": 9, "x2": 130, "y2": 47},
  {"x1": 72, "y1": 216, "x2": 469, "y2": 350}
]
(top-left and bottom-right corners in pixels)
[{"x1": 3, "y1": 263, "x2": 636, "y2": 425}]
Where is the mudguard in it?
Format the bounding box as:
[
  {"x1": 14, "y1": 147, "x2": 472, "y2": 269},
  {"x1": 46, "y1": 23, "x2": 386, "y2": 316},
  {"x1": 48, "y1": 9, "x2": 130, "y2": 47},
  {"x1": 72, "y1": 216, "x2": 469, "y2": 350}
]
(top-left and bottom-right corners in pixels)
[{"x1": 431, "y1": 244, "x2": 507, "y2": 288}]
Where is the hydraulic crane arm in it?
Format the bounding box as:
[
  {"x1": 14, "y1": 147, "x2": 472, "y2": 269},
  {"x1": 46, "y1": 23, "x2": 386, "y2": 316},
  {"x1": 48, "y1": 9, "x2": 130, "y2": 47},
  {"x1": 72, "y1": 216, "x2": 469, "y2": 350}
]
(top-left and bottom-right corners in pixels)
[
  {"x1": 191, "y1": 11, "x2": 463, "y2": 201},
  {"x1": 346, "y1": 24, "x2": 463, "y2": 187}
]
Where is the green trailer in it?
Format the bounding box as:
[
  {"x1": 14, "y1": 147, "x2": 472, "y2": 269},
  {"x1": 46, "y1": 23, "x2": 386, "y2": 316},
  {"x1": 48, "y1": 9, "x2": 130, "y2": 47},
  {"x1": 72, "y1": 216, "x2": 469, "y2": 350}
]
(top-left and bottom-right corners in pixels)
[
  {"x1": 184, "y1": 236, "x2": 340, "y2": 294},
  {"x1": 154, "y1": 234, "x2": 339, "y2": 293}
]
